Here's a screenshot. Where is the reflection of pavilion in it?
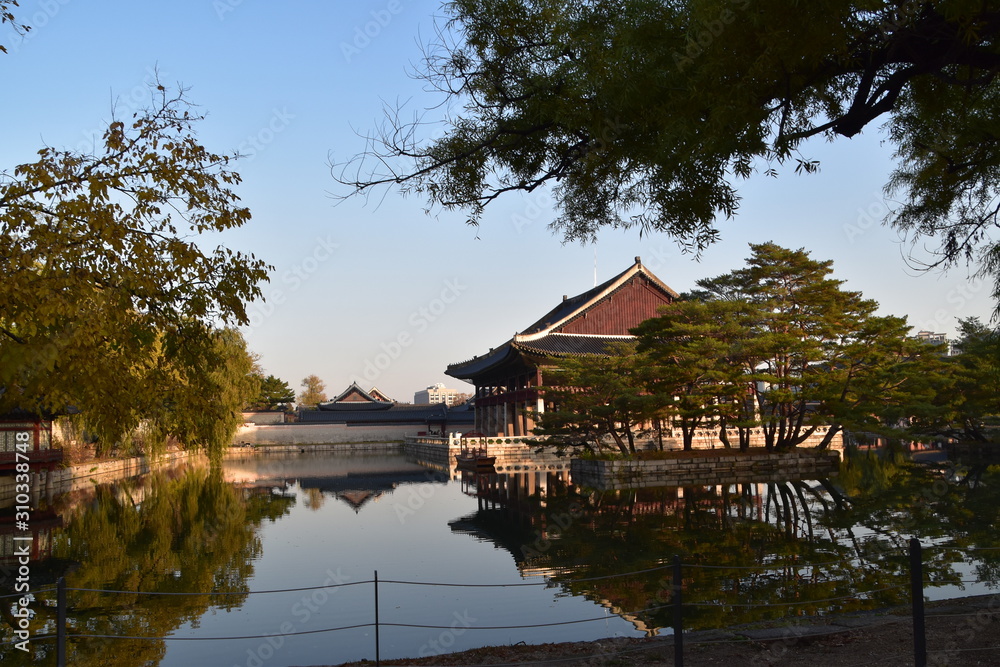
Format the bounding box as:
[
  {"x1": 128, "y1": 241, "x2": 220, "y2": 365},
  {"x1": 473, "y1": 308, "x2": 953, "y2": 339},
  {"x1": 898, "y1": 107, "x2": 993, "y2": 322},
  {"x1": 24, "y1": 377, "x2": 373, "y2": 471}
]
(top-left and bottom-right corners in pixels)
[
  {"x1": 297, "y1": 469, "x2": 448, "y2": 513},
  {"x1": 224, "y1": 453, "x2": 448, "y2": 513},
  {"x1": 0, "y1": 509, "x2": 63, "y2": 577}
]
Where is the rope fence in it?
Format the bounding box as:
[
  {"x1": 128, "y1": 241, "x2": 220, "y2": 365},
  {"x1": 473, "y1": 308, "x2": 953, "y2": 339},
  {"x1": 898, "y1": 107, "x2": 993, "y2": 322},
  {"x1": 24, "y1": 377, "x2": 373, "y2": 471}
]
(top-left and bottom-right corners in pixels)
[{"x1": 8, "y1": 541, "x2": 999, "y2": 667}]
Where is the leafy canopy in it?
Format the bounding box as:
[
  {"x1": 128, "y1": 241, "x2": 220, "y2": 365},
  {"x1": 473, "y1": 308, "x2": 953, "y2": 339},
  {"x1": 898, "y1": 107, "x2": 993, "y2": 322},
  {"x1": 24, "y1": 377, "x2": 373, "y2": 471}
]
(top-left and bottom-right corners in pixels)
[
  {"x1": 338, "y1": 0, "x2": 1000, "y2": 306},
  {"x1": 0, "y1": 3, "x2": 270, "y2": 453},
  {"x1": 298, "y1": 374, "x2": 328, "y2": 409},
  {"x1": 250, "y1": 374, "x2": 296, "y2": 411},
  {"x1": 533, "y1": 340, "x2": 665, "y2": 455}
]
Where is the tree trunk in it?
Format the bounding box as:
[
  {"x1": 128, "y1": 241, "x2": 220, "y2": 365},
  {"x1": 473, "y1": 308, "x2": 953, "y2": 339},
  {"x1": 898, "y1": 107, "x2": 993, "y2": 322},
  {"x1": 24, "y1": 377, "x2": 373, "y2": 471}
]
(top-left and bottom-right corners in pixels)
[
  {"x1": 816, "y1": 424, "x2": 842, "y2": 450},
  {"x1": 718, "y1": 421, "x2": 732, "y2": 449},
  {"x1": 607, "y1": 420, "x2": 631, "y2": 456}
]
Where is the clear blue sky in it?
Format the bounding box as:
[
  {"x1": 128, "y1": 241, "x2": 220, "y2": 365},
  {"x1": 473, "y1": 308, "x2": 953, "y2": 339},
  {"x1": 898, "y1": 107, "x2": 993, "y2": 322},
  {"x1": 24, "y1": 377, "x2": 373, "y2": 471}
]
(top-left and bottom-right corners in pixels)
[{"x1": 2, "y1": 0, "x2": 994, "y2": 402}]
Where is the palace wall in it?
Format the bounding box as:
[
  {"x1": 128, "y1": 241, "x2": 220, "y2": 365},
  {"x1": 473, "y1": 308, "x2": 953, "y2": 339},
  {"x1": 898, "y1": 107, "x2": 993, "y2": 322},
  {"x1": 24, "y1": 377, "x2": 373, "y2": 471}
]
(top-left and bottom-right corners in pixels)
[{"x1": 233, "y1": 422, "x2": 421, "y2": 445}]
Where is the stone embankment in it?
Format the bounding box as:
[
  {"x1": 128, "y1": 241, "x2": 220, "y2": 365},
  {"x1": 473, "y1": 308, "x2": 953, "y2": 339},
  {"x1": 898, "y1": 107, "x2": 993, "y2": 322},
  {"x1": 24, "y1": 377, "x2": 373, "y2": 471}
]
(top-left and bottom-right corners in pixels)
[
  {"x1": 571, "y1": 448, "x2": 841, "y2": 490},
  {"x1": 233, "y1": 423, "x2": 419, "y2": 445},
  {"x1": 0, "y1": 450, "x2": 200, "y2": 507},
  {"x1": 404, "y1": 436, "x2": 572, "y2": 473}
]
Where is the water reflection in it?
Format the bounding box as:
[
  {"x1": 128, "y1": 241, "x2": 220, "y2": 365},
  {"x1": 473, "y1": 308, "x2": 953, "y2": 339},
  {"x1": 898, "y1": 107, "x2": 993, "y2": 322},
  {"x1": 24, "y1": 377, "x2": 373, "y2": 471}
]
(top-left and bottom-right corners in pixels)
[
  {"x1": 224, "y1": 451, "x2": 448, "y2": 513},
  {"x1": 1, "y1": 462, "x2": 295, "y2": 667},
  {"x1": 3, "y1": 448, "x2": 997, "y2": 665},
  {"x1": 450, "y1": 449, "x2": 1000, "y2": 635}
]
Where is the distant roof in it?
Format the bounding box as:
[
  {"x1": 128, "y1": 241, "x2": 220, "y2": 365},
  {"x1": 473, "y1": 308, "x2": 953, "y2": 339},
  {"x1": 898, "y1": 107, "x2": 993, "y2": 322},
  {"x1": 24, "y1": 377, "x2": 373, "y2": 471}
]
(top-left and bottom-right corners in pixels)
[
  {"x1": 300, "y1": 403, "x2": 473, "y2": 425},
  {"x1": 367, "y1": 386, "x2": 394, "y2": 402},
  {"x1": 319, "y1": 382, "x2": 394, "y2": 410}
]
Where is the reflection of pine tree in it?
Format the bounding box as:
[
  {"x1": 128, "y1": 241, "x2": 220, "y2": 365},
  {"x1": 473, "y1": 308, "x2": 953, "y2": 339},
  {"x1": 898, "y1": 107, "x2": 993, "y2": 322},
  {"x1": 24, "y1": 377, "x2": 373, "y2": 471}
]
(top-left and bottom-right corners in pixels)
[{"x1": 517, "y1": 478, "x2": 929, "y2": 634}]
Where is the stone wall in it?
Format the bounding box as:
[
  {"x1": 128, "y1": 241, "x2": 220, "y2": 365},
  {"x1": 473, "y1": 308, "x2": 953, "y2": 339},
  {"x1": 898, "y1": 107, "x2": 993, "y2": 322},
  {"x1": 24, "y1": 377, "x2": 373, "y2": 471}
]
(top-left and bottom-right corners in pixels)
[
  {"x1": 435, "y1": 427, "x2": 844, "y2": 453},
  {"x1": 0, "y1": 450, "x2": 199, "y2": 508},
  {"x1": 240, "y1": 411, "x2": 287, "y2": 425},
  {"x1": 571, "y1": 449, "x2": 841, "y2": 490},
  {"x1": 233, "y1": 423, "x2": 421, "y2": 445},
  {"x1": 225, "y1": 442, "x2": 401, "y2": 456},
  {"x1": 674, "y1": 426, "x2": 844, "y2": 451}
]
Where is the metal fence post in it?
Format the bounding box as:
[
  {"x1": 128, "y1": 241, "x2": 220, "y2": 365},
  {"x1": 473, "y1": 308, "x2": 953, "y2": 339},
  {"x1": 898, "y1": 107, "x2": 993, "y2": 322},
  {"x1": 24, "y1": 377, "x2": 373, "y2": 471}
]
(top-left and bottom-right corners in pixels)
[
  {"x1": 374, "y1": 570, "x2": 380, "y2": 667},
  {"x1": 909, "y1": 538, "x2": 926, "y2": 667},
  {"x1": 56, "y1": 576, "x2": 66, "y2": 667},
  {"x1": 673, "y1": 555, "x2": 683, "y2": 666}
]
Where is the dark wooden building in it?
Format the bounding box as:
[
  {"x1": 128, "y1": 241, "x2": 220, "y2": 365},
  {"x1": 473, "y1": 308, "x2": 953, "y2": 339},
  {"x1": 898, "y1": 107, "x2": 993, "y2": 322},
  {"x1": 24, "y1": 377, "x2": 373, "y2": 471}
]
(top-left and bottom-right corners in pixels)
[
  {"x1": 446, "y1": 257, "x2": 678, "y2": 437},
  {"x1": 0, "y1": 411, "x2": 63, "y2": 473}
]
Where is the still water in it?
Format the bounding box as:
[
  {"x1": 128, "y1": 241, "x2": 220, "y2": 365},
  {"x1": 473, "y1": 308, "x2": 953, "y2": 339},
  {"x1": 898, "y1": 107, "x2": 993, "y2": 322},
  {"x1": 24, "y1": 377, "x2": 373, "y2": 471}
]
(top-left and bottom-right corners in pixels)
[{"x1": 2, "y1": 447, "x2": 999, "y2": 666}]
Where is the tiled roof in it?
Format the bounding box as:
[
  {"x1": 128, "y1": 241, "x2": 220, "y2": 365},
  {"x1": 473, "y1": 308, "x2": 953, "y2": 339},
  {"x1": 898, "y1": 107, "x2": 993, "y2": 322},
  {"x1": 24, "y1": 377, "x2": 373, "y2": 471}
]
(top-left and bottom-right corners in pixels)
[
  {"x1": 447, "y1": 257, "x2": 676, "y2": 380},
  {"x1": 445, "y1": 341, "x2": 516, "y2": 380},
  {"x1": 324, "y1": 381, "x2": 388, "y2": 406},
  {"x1": 316, "y1": 401, "x2": 393, "y2": 412},
  {"x1": 299, "y1": 404, "x2": 471, "y2": 425},
  {"x1": 520, "y1": 258, "x2": 678, "y2": 336},
  {"x1": 512, "y1": 333, "x2": 633, "y2": 357}
]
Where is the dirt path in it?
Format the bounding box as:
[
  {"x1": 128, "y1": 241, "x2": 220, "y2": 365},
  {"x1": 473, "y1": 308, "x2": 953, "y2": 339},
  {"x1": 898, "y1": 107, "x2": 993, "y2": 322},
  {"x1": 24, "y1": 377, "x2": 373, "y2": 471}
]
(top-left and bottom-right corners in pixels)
[{"x1": 318, "y1": 595, "x2": 999, "y2": 666}]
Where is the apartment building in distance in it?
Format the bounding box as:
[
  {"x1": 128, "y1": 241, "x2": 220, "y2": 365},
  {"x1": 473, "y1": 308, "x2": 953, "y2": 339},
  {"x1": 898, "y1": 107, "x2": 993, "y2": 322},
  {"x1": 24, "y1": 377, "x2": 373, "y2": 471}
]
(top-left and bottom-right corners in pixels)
[{"x1": 414, "y1": 383, "x2": 461, "y2": 406}]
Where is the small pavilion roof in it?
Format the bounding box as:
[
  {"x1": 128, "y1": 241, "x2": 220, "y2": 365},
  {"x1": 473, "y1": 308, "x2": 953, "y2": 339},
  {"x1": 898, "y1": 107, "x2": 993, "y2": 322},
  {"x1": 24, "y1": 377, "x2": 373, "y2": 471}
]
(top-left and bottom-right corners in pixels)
[{"x1": 318, "y1": 382, "x2": 394, "y2": 410}]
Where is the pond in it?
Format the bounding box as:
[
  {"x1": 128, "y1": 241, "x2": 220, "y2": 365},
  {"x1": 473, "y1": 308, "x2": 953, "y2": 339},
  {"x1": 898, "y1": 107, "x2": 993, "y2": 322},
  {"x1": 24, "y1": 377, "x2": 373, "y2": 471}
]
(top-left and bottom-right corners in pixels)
[{"x1": 2, "y1": 446, "x2": 999, "y2": 666}]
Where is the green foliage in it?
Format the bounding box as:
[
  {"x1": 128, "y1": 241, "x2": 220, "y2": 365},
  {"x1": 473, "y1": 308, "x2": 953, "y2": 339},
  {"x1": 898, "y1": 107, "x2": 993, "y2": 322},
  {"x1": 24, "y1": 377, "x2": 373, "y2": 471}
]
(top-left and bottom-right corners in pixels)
[
  {"x1": 298, "y1": 374, "x2": 328, "y2": 408},
  {"x1": 144, "y1": 328, "x2": 261, "y2": 460},
  {"x1": 0, "y1": 465, "x2": 295, "y2": 667},
  {"x1": 249, "y1": 374, "x2": 296, "y2": 411},
  {"x1": 539, "y1": 244, "x2": 942, "y2": 453},
  {"x1": 0, "y1": 11, "x2": 270, "y2": 454},
  {"x1": 634, "y1": 297, "x2": 759, "y2": 449},
  {"x1": 908, "y1": 317, "x2": 1000, "y2": 442},
  {"x1": 637, "y1": 243, "x2": 942, "y2": 450},
  {"x1": 340, "y1": 0, "x2": 1000, "y2": 307},
  {"x1": 533, "y1": 341, "x2": 666, "y2": 454}
]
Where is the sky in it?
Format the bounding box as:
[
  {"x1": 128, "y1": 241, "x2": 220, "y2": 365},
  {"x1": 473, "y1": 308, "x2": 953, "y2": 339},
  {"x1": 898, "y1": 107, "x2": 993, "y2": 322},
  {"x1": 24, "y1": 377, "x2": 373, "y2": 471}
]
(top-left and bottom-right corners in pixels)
[{"x1": 1, "y1": 0, "x2": 995, "y2": 403}]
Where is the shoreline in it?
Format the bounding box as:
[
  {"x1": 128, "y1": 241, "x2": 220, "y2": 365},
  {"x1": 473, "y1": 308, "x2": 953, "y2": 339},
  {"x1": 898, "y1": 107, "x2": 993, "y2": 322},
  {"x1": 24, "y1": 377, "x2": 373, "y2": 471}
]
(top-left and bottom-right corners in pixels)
[{"x1": 318, "y1": 593, "x2": 1000, "y2": 666}]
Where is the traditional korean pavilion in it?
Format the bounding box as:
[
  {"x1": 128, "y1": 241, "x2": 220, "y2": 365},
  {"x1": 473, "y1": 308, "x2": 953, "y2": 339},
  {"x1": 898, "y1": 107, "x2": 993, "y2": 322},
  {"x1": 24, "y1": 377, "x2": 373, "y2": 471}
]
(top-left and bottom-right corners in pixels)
[
  {"x1": 306, "y1": 381, "x2": 474, "y2": 434},
  {"x1": 317, "y1": 382, "x2": 395, "y2": 410},
  {"x1": 445, "y1": 257, "x2": 679, "y2": 437}
]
